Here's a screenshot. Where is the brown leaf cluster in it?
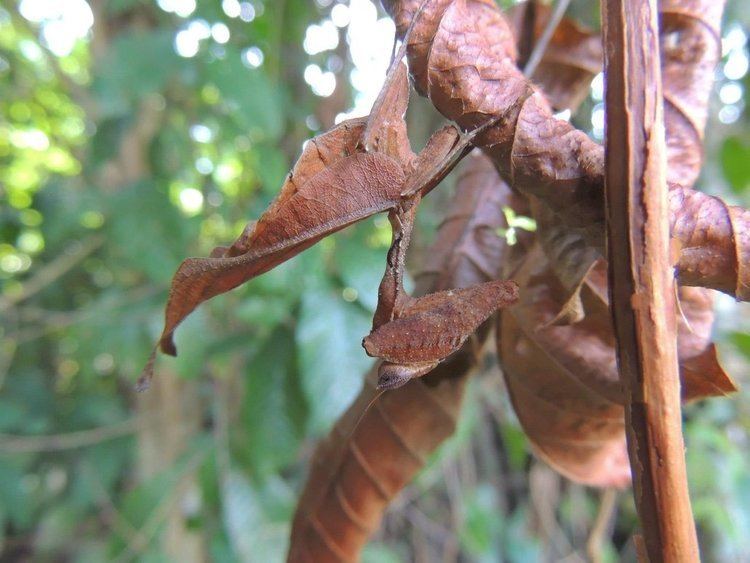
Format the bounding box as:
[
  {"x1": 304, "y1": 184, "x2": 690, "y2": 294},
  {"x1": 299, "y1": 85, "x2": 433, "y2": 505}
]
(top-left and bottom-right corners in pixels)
[
  {"x1": 141, "y1": 54, "x2": 522, "y2": 392},
  {"x1": 499, "y1": 248, "x2": 736, "y2": 488},
  {"x1": 383, "y1": 0, "x2": 749, "y2": 302}
]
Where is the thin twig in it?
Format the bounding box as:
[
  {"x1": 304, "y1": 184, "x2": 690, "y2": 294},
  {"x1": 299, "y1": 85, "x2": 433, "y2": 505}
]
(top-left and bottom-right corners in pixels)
[
  {"x1": 0, "y1": 235, "x2": 104, "y2": 312},
  {"x1": 0, "y1": 416, "x2": 149, "y2": 454},
  {"x1": 111, "y1": 450, "x2": 206, "y2": 563},
  {"x1": 587, "y1": 489, "x2": 618, "y2": 563},
  {"x1": 523, "y1": 0, "x2": 573, "y2": 76},
  {"x1": 9, "y1": 285, "x2": 159, "y2": 345}
]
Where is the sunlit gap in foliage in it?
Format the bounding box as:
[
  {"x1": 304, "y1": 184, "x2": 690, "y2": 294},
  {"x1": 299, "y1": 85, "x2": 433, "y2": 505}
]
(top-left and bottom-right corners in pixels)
[
  {"x1": 11, "y1": 1, "x2": 90, "y2": 276},
  {"x1": 301, "y1": 0, "x2": 395, "y2": 122},
  {"x1": 719, "y1": 24, "x2": 747, "y2": 124},
  {"x1": 166, "y1": 0, "x2": 261, "y2": 62},
  {"x1": 157, "y1": 0, "x2": 196, "y2": 18},
  {"x1": 590, "y1": 72, "x2": 605, "y2": 140},
  {"x1": 18, "y1": 0, "x2": 92, "y2": 57}
]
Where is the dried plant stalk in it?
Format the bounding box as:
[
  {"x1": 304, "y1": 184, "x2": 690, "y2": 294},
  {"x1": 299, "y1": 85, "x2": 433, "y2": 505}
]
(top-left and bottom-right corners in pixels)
[{"x1": 603, "y1": 0, "x2": 699, "y2": 559}]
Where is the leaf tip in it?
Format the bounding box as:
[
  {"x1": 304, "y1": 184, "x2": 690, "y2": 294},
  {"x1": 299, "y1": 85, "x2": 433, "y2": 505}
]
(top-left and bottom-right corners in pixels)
[
  {"x1": 159, "y1": 334, "x2": 177, "y2": 356},
  {"x1": 135, "y1": 347, "x2": 158, "y2": 392},
  {"x1": 135, "y1": 375, "x2": 151, "y2": 393}
]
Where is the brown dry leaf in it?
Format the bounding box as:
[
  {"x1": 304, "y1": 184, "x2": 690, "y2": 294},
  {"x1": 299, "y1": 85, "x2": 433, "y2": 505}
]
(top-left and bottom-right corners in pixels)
[
  {"x1": 676, "y1": 286, "x2": 737, "y2": 401},
  {"x1": 363, "y1": 61, "x2": 415, "y2": 165},
  {"x1": 531, "y1": 197, "x2": 599, "y2": 325},
  {"x1": 288, "y1": 362, "x2": 469, "y2": 561},
  {"x1": 152, "y1": 118, "x2": 406, "y2": 363},
  {"x1": 526, "y1": 0, "x2": 723, "y2": 302},
  {"x1": 416, "y1": 151, "x2": 529, "y2": 291},
  {"x1": 498, "y1": 246, "x2": 736, "y2": 486},
  {"x1": 499, "y1": 246, "x2": 628, "y2": 491},
  {"x1": 669, "y1": 184, "x2": 750, "y2": 301},
  {"x1": 584, "y1": 263, "x2": 736, "y2": 401},
  {"x1": 661, "y1": 0, "x2": 723, "y2": 186},
  {"x1": 507, "y1": 1, "x2": 602, "y2": 112}
]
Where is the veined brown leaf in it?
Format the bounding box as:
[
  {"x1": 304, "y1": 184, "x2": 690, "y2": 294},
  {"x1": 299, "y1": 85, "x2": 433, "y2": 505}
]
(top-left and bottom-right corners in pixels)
[{"x1": 498, "y1": 246, "x2": 736, "y2": 486}]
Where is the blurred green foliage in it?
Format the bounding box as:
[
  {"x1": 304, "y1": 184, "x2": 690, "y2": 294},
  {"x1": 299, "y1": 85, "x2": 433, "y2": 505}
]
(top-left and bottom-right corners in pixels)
[{"x1": 0, "y1": 1, "x2": 748, "y2": 561}]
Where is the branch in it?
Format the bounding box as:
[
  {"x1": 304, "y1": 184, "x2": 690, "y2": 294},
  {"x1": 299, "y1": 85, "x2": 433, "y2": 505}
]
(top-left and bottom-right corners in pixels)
[
  {"x1": 0, "y1": 416, "x2": 148, "y2": 453},
  {"x1": 603, "y1": 0, "x2": 698, "y2": 559},
  {"x1": 522, "y1": 0, "x2": 573, "y2": 76},
  {"x1": 586, "y1": 489, "x2": 618, "y2": 563},
  {"x1": 0, "y1": 235, "x2": 104, "y2": 312}
]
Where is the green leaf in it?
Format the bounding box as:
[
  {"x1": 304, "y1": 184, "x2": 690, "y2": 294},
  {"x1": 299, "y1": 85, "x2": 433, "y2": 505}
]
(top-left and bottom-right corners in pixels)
[
  {"x1": 35, "y1": 504, "x2": 85, "y2": 555},
  {"x1": 106, "y1": 180, "x2": 193, "y2": 284},
  {"x1": 730, "y1": 331, "x2": 750, "y2": 359},
  {"x1": 209, "y1": 533, "x2": 240, "y2": 563},
  {"x1": 127, "y1": 439, "x2": 210, "y2": 520},
  {"x1": 721, "y1": 137, "x2": 750, "y2": 194},
  {"x1": 362, "y1": 543, "x2": 405, "y2": 563},
  {"x1": 334, "y1": 223, "x2": 387, "y2": 312},
  {"x1": 254, "y1": 143, "x2": 289, "y2": 196},
  {"x1": 93, "y1": 29, "x2": 181, "y2": 114},
  {"x1": 239, "y1": 328, "x2": 306, "y2": 474},
  {"x1": 0, "y1": 460, "x2": 35, "y2": 528},
  {"x1": 460, "y1": 484, "x2": 503, "y2": 556},
  {"x1": 68, "y1": 440, "x2": 132, "y2": 511},
  {"x1": 0, "y1": 398, "x2": 28, "y2": 431},
  {"x1": 296, "y1": 284, "x2": 373, "y2": 434},
  {"x1": 500, "y1": 423, "x2": 529, "y2": 472},
  {"x1": 105, "y1": 0, "x2": 145, "y2": 14},
  {"x1": 504, "y1": 507, "x2": 542, "y2": 562},
  {"x1": 173, "y1": 307, "x2": 215, "y2": 379},
  {"x1": 89, "y1": 116, "x2": 131, "y2": 168},
  {"x1": 206, "y1": 47, "x2": 284, "y2": 141},
  {"x1": 221, "y1": 472, "x2": 291, "y2": 561}
]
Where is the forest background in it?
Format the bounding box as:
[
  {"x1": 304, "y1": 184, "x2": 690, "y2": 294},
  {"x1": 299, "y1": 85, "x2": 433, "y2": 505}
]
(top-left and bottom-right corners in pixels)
[{"x1": 1, "y1": 0, "x2": 749, "y2": 561}]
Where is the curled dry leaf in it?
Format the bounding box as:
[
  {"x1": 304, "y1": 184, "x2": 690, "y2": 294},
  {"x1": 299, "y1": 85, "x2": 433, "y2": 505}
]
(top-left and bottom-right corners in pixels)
[
  {"x1": 363, "y1": 62, "x2": 415, "y2": 164},
  {"x1": 507, "y1": 1, "x2": 602, "y2": 112},
  {"x1": 661, "y1": 0, "x2": 723, "y2": 186},
  {"x1": 669, "y1": 186, "x2": 750, "y2": 300},
  {"x1": 382, "y1": 0, "x2": 750, "y2": 302},
  {"x1": 676, "y1": 286, "x2": 738, "y2": 401},
  {"x1": 499, "y1": 246, "x2": 630, "y2": 488},
  {"x1": 289, "y1": 153, "x2": 517, "y2": 561},
  {"x1": 529, "y1": 0, "x2": 725, "y2": 308},
  {"x1": 498, "y1": 246, "x2": 736, "y2": 487}
]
